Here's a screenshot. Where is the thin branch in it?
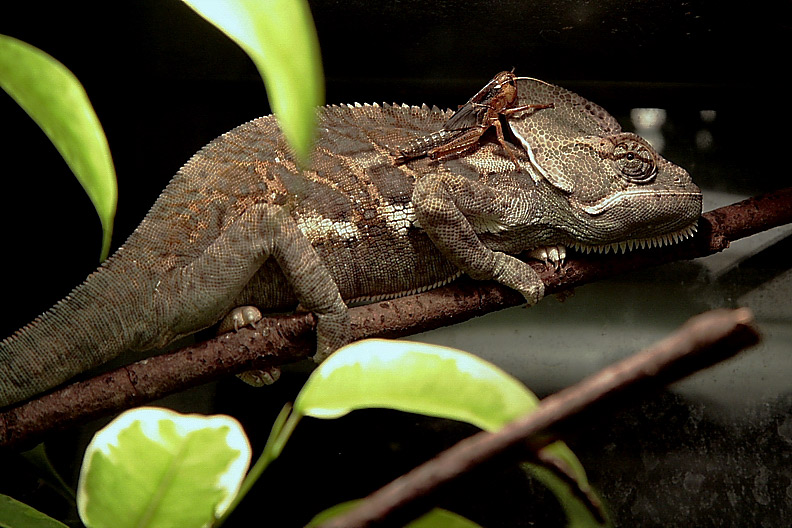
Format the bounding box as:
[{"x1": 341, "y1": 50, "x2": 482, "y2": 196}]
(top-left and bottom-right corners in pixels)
[
  {"x1": 316, "y1": 308, "x2": 761, "y2": 528},
  {"x1": 0, "y1": 188, "x2": 790, "y2": 449}
]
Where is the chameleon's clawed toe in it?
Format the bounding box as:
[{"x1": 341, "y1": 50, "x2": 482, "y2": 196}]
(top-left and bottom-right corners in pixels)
[
  {"x1": 527, "y1": 245, "x2": 567, "y2": 271},
  {"x1": 236, "y1": 368, "x2": 281, "y2": 387},
  {"x1": 216, "y1": 306, "x2": 280, "y2": 387},
  {"x1": 218, "y1": 305, "x2": 263, "y2": 334}
]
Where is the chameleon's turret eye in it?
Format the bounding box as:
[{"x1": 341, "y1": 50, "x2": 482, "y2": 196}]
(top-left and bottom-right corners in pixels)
[{"x1": 613, "y1": 139, "x2": 657, "y2": 182}]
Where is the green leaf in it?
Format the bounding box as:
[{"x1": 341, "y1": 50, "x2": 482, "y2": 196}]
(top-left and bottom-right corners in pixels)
[
  {"x1": 294, "y1": 339, "x2": 538, "y2": 429},
  {"x1": 306, "y1": 500, "x2": 483, "y2": 528},
  {"x1": 294, "y1": 339, "x2": 609, "y2": 527},
  {"x1": 77, "y1": 407, "x2": 251, "y2": 528},
  {"x1": 0, "y1": 494, "x2": 68, "y2": 528},
  {"x1": 0, "y1": 34, "x2": 116, "y2": 261},
  {"x1": 181, "y1": 0, "x2": 324, "y2": 164}
]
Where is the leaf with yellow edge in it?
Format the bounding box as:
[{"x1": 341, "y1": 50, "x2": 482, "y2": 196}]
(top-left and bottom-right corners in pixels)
[
  {"x1": 77, "y1": 407, "x2": 251, "y2": 528},
  {"x1": 295, "y1": 339, "x2": 609, "y2": 527},
  {"x1": 0, "y1": 34, "x2": 116, "y2": 260},
  {"x1": 181, "y1": 0, "x2": 323, "y2": 164}
]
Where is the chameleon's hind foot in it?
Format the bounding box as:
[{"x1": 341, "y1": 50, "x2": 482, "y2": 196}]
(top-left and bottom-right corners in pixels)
[
  {"x1": 218, "y1": 305, "x2": 282, "y2": 387},
  {"x1": 313, "y1": 308, "x2": 353, "y2": 363}
]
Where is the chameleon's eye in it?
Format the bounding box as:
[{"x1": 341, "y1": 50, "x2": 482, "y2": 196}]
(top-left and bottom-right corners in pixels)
[{"x1": 613, "y1": 140, "x2": 656, "y2": 182}]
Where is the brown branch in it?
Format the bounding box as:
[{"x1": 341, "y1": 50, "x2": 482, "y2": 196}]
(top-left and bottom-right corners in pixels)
[
  {"x1": 316, "y1": 308, "x2": 761, "y2": 528},
  {"x1": 1, "y1": 188, "x2": 790, "y2": 449}
]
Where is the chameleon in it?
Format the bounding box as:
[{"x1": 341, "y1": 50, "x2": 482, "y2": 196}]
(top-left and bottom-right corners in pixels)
[
  {"x1": 393, "y1": 70, "x2": 554, "y2": 167},
  {"x1": 0, "y1": 74, "x2": 702, "y2": 408}
]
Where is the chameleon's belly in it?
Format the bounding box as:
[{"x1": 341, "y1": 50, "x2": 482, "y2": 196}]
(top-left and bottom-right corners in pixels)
[{"x1": 313, "y1": 226, "x2": 460, "y2": 304}]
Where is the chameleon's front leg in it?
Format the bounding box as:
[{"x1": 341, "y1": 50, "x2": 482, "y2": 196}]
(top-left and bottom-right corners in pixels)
[{"x1": 413, "y1": 174, "x2": 545, "y2": 304}]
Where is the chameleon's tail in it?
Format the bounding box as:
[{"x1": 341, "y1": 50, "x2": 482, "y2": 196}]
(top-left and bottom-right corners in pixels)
[{"x1": 0, "y1": 262, "x2": 148, "y2": 408}]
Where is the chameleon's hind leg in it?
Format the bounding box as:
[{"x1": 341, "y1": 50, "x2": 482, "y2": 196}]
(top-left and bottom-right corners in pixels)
[
  {"x1": 217, "y1": 306, "x2": 281, "y2": 387},
  {"x1": 158, "y1": 202, "x2": 351, "y2": 373},
  {"x1": 239, "y1": 203, "x2": 353, "y2": 362},
  {"x1": 265, "y1": 212, "x2": 352, "y2": 363}
]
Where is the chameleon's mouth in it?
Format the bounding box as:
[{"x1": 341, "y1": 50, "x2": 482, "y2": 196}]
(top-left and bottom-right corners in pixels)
[{"x1": 569, "y1": 221, "x2": 699, "y2": 255}]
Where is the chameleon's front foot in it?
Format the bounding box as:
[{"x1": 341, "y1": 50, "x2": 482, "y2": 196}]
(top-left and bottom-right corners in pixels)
[
  {"x1": 491, "y1": 252, "x2": 545, "y2": 305},
  {"x1": 219, "y1": 305, "x2": 282, "y2": 387}
]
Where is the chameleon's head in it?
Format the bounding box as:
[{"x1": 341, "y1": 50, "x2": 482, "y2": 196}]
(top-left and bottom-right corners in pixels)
[{"x1": 509, "y1": 77, "x2": 702, "y2": 252}]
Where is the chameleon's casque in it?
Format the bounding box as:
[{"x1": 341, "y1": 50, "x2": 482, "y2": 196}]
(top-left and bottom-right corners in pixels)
[{"x1": 0, "y1": 75, "x2": 701, "y2": 407}]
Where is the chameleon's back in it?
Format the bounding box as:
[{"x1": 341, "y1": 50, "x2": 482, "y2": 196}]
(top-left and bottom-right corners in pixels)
[
  {"x1": 121, "y1": 104, "x2": 449, "y2": 270},
  {"x1": 130, "y1": 103, "x2": 471, "y2": 309}
]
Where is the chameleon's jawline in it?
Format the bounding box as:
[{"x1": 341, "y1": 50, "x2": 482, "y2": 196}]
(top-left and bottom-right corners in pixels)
[{"x1": 574, "y1": 190, "x2": 702, "y2": 216}]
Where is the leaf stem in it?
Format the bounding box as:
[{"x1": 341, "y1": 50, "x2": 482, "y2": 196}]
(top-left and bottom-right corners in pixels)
[{"x1": 213, "y1": 404, "x2": 302, "y2": 527}]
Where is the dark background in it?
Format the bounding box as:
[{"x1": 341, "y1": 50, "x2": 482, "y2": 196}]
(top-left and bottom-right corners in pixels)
[{"x1": 1, "y1": 2, "x2": 790, "y2": 526}]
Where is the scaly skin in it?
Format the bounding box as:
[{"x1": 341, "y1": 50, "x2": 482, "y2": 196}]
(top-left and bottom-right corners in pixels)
[{"x1": 0, "y1": 77, "x2": 702, "y2": 407}]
